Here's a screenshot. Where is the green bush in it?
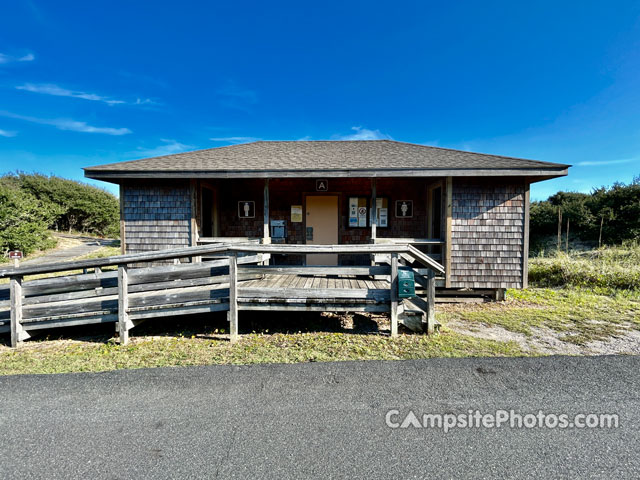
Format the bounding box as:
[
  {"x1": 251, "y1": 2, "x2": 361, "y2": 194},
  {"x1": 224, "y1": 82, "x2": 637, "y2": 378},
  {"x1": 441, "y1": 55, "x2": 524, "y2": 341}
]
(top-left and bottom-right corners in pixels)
[
  {"x1": 0, "y1": 182, "x2": 57, "y2": 255},
  {"x1": 15, "y1": 173, "x2": 119, "y2": 236},
  {"x1": 0, "y1": 173, "x2": 120, "y2": 257},
  {"x1": 530, "y1": 176, "x2": 640, "y2": 247}
]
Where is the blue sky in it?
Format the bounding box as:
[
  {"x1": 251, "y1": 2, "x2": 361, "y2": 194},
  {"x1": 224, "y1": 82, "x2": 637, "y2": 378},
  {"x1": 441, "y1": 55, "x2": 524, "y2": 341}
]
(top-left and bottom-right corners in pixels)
[{"x1": 0, "y1": 1, "x2": 639, "y2": 199}]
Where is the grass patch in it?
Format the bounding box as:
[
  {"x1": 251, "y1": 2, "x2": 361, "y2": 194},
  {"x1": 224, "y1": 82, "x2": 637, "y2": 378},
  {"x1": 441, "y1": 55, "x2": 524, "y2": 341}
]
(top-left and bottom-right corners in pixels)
[
  {"x1": 439, "y1": 287, "x2": 640, "y2": 345},
  {"x1": 529, "y1": 243, "x2": 640, "y2": 292},
  {"x1": 0, "y1": 328, "x2": 526, "y2": 375}
]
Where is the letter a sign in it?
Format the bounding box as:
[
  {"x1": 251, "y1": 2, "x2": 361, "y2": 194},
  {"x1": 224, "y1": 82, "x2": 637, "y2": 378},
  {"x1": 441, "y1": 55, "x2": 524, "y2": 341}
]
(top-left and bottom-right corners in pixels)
[{"x1": 316, "y1": 179, "x2": 328, "y2": 192}]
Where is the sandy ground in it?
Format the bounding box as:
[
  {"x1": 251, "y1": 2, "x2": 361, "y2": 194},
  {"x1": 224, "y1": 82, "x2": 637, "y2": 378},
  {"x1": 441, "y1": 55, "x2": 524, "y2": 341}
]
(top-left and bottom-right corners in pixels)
[{"x1": 444, "y1": 318, "x2": 640, "y2": 356}]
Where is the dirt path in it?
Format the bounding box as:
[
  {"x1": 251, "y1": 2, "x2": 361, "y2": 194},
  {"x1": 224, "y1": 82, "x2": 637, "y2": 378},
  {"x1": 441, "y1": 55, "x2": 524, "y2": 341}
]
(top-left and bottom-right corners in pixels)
[{"x1": 18, "y1": 234, "x2": 116, "y2": 266}]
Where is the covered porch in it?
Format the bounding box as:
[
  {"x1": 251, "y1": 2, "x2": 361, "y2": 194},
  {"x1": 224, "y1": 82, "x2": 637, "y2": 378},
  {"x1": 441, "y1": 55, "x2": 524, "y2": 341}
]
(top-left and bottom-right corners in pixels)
[{"x1": 193, "y1": 176, "x2": 450, "y2": 277}]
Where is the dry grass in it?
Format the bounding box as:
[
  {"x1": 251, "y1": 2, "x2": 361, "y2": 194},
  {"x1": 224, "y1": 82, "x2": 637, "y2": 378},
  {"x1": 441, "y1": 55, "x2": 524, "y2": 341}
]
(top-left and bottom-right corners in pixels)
[
  {"x1": 529, "y1": 242, "x2": 640, "y2": 292},
  {"x1": 0, "y1": 312, "x2": 526, "y2": 375}
]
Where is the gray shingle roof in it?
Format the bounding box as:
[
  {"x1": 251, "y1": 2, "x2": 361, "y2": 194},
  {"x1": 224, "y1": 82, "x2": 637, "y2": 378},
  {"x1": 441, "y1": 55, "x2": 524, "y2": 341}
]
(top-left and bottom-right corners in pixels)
[{"x1": 84, "y1": 140, "x2": 569, "y2": 179}]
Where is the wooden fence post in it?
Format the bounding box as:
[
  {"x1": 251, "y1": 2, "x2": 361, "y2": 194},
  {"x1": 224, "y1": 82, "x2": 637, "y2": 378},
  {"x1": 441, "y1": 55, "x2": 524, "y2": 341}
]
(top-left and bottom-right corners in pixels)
[
  {"x1": 557, "y1": 207, "x2": 562, "y2": 251},
  {"x1": 118, "y1": 264, "x2": 130, "y2": 345},
  {"x1": 390, "y1": 253, "x2": 399, "y2": 337},
  {"x1": 426, "y1": 269, "x2": 436, "y2": 335},
  {"x1": 10, "y1": 276, "x2": 26, "y2": 348},
  {"x1": 229, "y1": 253, "x2": 239, "y2": 342}
]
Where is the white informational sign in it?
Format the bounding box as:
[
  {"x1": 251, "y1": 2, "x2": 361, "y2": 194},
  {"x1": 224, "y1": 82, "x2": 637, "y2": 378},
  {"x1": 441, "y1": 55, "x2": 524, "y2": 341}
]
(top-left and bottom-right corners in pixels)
[
  {"x1": 376, "y1": 198, "x2": 388, "y2": 227},
  {"x1": 379, "y1": 208, "x2": 388, "y2": 227},
  {"x1": 358, "y1": 206, "x2": 367, "y2": 227},
  {"x1": 349, "y1": 198, "x2": 358, "y2": 226}
]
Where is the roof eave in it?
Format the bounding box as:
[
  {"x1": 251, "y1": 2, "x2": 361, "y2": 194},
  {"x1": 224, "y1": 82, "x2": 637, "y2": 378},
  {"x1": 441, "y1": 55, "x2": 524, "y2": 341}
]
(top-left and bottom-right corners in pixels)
[{"x1": 84, "y1": 167, "x2": 569, "y2": 183}]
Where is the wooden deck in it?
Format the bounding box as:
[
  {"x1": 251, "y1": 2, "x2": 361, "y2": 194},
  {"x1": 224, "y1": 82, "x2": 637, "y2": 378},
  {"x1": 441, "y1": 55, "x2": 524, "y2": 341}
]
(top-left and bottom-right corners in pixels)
[
  {"x1": 0, "y1": 243, "x2": 444, "y2": 347},
  {"x1": 241, "y1": 273, "x2": 389, "y2": 290}
]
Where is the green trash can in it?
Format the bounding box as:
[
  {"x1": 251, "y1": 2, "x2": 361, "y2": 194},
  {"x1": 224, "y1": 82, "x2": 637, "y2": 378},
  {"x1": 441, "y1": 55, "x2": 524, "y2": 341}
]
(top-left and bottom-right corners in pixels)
[{"x1": 398, "y1": 269, "x2": 416, "y2": 298}]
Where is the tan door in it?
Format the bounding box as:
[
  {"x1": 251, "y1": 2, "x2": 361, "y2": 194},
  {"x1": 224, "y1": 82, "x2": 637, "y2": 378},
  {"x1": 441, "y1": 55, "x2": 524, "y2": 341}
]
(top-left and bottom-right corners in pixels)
[{"x1": 305, "y1": 195, "x2": 339, "y2": 265}]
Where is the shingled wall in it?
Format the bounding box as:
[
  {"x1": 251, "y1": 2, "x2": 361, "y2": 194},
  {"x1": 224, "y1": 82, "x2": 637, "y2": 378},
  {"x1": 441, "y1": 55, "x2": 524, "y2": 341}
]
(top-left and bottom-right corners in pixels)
[
  {"x1": 449, "y1": 180, "x2": 525, "y2": 289},
  {"x1": 122, "y1": 181, "x2": 193, "y2": 254}
]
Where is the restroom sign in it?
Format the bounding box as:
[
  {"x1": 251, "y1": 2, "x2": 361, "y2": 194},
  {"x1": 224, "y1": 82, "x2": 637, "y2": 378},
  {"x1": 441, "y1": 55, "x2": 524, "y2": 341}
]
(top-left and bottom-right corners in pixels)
[
  {"x1": 316, "y1": 179, "x2": 329, "y2": 191},
  {"x1": 238, "y1": 201, "x2": 255, "y2": 218},
  {"x1": 395, "y1": 200, "x2": 413, "y2": 218}
]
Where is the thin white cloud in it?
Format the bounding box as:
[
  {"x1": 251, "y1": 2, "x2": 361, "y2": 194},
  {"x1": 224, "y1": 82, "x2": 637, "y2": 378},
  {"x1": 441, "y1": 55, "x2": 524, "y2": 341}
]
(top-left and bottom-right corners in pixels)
[
  {"x1": 0, "y1": 111, "x2": 131, "y2": 135},
  {"x1": 332, "y1": 126, "x2": 392, "y2": 141},
  {"x1": 0, "y1": 52, "x2": 35, "y2": 64},
  {"x1": 134, "y1": 97, "x2": 157, "y2": 105},
  {"x1": 576, "y1": 157, "x2": 638, "y2": 167},
  {"x1": 0, "y1": 129, "x2": 17, "y2": 137},
  {"x1": 16, "y1": 83, "x2": 158, "y2": 107},
  {"x1": 210, "y1": 136, "x2": 261, "y2": 144},
  {"x1": 134, "y1": 139, "x2": 193, "y2": 157},
  {"x1": 16, "y1": 83, "x2": 126, "y2": 105}
]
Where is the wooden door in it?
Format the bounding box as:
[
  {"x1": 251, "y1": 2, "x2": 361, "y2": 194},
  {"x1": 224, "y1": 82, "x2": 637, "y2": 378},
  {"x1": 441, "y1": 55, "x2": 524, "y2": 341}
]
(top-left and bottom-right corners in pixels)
[{"x1": 305, "y1": 195, "x2": 339, "y2": 265}]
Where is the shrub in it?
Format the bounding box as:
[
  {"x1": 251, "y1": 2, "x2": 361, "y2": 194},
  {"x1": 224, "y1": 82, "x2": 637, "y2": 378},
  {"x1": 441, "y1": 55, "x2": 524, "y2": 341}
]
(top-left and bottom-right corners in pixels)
[
  {"x1": 0, "y1": 182, "x2": 57, "y2": 255},
  {"x1": 0, "y1": 173, "x2": 120, "y2": 257}
]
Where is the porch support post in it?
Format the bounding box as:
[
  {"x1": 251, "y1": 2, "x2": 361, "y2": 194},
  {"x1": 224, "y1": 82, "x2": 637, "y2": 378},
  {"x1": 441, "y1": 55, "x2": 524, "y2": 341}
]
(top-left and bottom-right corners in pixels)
[
  {"x1": 390, "y1": 252, "x2": 399, "y2": 337},
  {"x1": 263, "y1": 179, "x2": 270, "y2": 244},
  {"x1": 426, "y1": 269, "x2": 436, "y2": 334},
  {"x1": 10, "y1": 276, "x2": 27, "y2": 347},
  {"x1": 119, "y1": 184, "x2": 126, "y2": 254},
  {"x1": 522, "y1": 181, "x2": 530, "y2": 289},
  {"x1": 118, "y1": 265, "x2": 130, "y2": 345},
  {"x1": 445, "y1": 176, "x2": 453, "y2": 288},
  {"x1": 229, "y1": 253, "x2": 239, "y2": 342},
  {"x1": 370, "y1": 178, "x2": 377, "y2": 242},
  {"x1": 190, "y1": 179, "x2": 201, "y2": 262}
]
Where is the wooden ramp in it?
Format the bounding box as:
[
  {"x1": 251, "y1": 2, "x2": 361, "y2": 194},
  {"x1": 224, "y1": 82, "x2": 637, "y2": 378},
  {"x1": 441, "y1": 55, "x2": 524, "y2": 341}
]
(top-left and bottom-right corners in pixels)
[{"x1": 0, "y1": 244, "x2": 444, "y2": 347}]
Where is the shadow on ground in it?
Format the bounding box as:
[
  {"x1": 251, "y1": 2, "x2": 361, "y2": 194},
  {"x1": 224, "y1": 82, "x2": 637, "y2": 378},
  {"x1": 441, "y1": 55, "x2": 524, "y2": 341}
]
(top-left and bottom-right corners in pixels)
[{"x1": 0, "y1": 310, "x2": 391, "y2": 347}]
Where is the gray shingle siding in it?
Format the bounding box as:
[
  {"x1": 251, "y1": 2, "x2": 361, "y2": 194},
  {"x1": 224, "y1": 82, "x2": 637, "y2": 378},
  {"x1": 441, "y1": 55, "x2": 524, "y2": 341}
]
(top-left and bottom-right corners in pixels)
[
  {"x1": 450, "y1": 181, "x2": 525, "y2": 289},
  {"x1": 122, "y1": 182, "x2": 192, "y2": 254}
]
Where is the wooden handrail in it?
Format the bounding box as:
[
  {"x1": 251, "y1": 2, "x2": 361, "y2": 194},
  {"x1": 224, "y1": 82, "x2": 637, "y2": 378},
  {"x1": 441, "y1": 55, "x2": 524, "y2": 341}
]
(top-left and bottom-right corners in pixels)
[
  {"x1": 2, "y1": 241, "x2": 444, "y2": 347},
  {"x1": 0, "y1": 242, "x2": 446, "y2": 279},
  {"x1": 198, "y1": 237, "x2": 261, "y2": 244},
  {"x1": 374, "y1": 237, "x2": 445, "y2": 245},
  {"x1": 407, "y1": 245, "x2": 446, "y2": 274},
  {"x1": 0, "y1": 244, "x2": 231, "y2": 278},
  {"x1": 229, "y1": 244, "x2": 415, "y2": 254}
]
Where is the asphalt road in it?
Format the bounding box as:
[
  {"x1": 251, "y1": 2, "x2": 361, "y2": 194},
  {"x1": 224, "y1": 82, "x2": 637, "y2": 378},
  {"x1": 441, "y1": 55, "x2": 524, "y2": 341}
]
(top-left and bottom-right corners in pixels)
[{"x1": 1, "y1": 356, "x2": 638, "y2": 479}]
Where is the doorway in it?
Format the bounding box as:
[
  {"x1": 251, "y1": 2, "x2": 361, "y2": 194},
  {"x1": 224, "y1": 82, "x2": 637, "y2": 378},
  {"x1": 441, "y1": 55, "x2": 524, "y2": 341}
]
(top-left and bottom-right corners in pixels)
[
  {"x1": 305, "y1": 195, "x2": 338, "y2": 265},
  {"x1": 201, "y1": 186, "x2": 219, "y2": 238}
]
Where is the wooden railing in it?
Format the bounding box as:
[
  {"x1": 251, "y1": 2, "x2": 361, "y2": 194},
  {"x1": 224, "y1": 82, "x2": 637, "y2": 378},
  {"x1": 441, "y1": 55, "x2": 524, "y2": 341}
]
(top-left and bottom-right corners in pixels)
[{"x1": 0, "y1": 243, "x2": 444, "y2": 347}]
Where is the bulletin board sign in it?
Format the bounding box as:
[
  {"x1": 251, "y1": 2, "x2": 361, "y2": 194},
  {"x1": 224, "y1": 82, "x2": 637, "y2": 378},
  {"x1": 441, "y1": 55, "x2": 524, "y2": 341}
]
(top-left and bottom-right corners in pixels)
[
  {"x1": 238, "y1": 201, "x2": 255, "y2": 218},
  {"x1": 291, "y1": 205, "x2": 303, "y2": 222},
  {"x1": 376, "y1": 197, "x2": 389, "y2": 228},
  {"x1": 349, "y1": 197, "x2": 368, "y2": 227}
]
